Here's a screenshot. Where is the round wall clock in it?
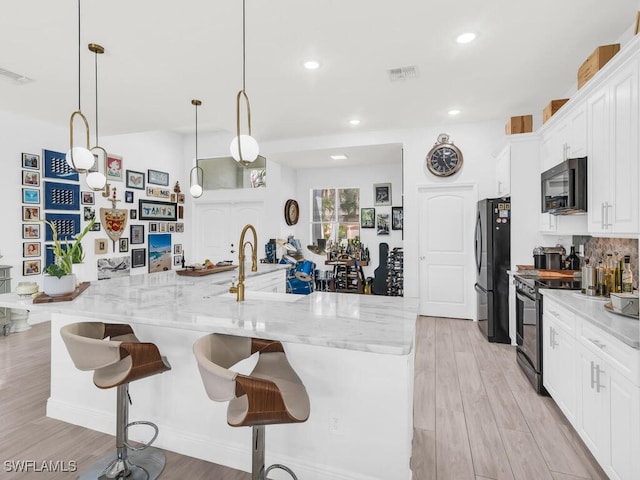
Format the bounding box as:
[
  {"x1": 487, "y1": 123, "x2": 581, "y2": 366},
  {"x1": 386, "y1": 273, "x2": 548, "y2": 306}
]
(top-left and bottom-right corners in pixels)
[
  {"x1": 284, "y1": 199, "x2": 299, "y2": 226},
  {"x1": 425, "y1": 133, "x2": 463, "y2": 177}
]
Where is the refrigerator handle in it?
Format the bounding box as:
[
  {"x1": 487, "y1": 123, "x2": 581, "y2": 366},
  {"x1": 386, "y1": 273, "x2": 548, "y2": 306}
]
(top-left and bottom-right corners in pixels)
[{"x1": 474, "y1": 211, "x2": 482, "y2": 273}]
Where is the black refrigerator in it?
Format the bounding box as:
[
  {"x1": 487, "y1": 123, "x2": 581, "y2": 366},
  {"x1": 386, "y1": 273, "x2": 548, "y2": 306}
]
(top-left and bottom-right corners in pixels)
[{"x1": 474, "y1": 197, "x2": 511, "y2": 343}]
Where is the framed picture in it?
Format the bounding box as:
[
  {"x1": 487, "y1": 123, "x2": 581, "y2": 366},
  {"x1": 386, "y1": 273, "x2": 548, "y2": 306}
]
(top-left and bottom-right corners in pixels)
[
  {"x1": 130, "y1": 224, "x2": 145, "y2": 244},
  {"x1": 22, "y1": 188, "x2": 40, "y2": 204},
  {"x1": 159, "y1": 223, "x2": 167, "y2": 233},
  {"x1": 106, "y1": 154, "x2": 124, "y2": 182},
  {"x1": 138, "y1": 199, "x2": 177, "y2": 221},
  {"x1": 22, "y1": 206, "x2": 40, "y2": 221},
  {"x1": 90, "y1": 221, "x2": 101, "y2": 231},
  {"x1": 168, "y1": 223, "x2": 176, "y2": 233},
  {"x1": 95, "y1": 238, "x2": 108, "y2": 254},
  {"x1": 23, "y1": 242, "x2": 41, "y2": 257},
  {"x1": 177, "y1": 193, "x2": 185, "y2": 203},
  {"x1": 22, "y1": 153, "x2": 40, "y2": 170},
  {"x1": 146, "y1": 187, "x2": 171, "y2": 198},
  {"x1": 149, "y1": 223, "x2": 158, "y2": 233},
  {"x1": 148, "y1": 233, "x2": 172, "y2": 273},
  {"x1": 170, "y1": 193, "x2": 177, "y2": 203},
  {"x1": 374, "y1": 183, "x2": 392, "y2": 206},
  {"x1": 176, "y1": 222, "x2": 184, "y2": 232},
  {"x1": 119, "y1": 238, "x2": 129, "y2": 253},
  {"x1": 131, "y1": 248, "x2": 146, "y2": 268},
  {"x1": 361, "y1": 208, "x2": 375, "y2": 228},
  {"x1": 174, "y1": 244, "x2": 182, "y2": 254},
  {"x1": 44, "y1": 181, "x2": 79, "y2": 210},
  {"x1": 43, "y1": 149, "x2": 78, "y2": 180},
  {"x1": 81, "y1": 191, "x2": 95, "y2": 205},
  {"x1": 178, "y1": 205, "x2": 184, "y2": 219},
  {"x1": 392, "y1": 207, "x2": 403, "y2": 230},
  {"x1": 97, "y1": 256, "x2": 130, "y2": 280},
  {"x1": 125, "y1": 190, "x2": 134, "y2": 203},
  {"x1": 173, "y1": 255, "x2": 182, "y2": 266},
  {"x1": 130, "y1": 209, "x2": 137, "y2": 220},
  {"x1": 89, "y1": 153, "x2": 100, "y2": 173},
  {"x1": 23, "y1": 259, "x2": 41, "y2": 276},
  {"x1": 377, "y1": 213, "x2": 390, "y2": 235},
  {"x1": 84, "y1": 206, "x2": 95, "y2": 221},
  {"x1": 43, "y1": 213, "x2": 80, "y2": 241},
  {"x1": 148, "y1": 169, "x2": 169, "y2": 186},
  {"x1": 125, "y1": 170, "x2": 145, "y2": 190},
  {"x1": 22, "y1": 223, "x2": 41, "y2": 239},
  {"x1": 22, "y1": 170, "x2": 40, "y2": 186}
]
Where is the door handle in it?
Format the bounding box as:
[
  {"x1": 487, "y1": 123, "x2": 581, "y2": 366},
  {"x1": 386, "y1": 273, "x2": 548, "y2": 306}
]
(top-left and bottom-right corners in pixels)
[
  {"x1": 605, "y1": 203, "x2": 612, "y2": 228},
  {"x1": 549, "y1": 326, "x2": 554, "y2": 348},
  {"x1": 601, "y1": 203, "x2": 605, "y2": 229},
  {"x1": 589, "y1": 338, "x2": 606, "y2": 349},
  {"x1": 590, "y1": 360, "x2": 596, "y2": 389},
  {"x1": 595, "y1": 364, "x2": 605, "y2": 393}
]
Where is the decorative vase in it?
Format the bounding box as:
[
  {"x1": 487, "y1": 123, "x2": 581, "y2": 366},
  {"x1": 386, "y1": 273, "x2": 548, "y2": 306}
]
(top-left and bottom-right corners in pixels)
[{"x1": 43, "y1": 274, "x2": 77, "y2": 297}]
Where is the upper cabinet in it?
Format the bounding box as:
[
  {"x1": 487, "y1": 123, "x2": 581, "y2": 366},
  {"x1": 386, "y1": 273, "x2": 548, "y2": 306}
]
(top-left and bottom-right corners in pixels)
[
  {"x1": 587, "y1": 56, "x2": 639, "y2": 235},
  {"x1": 540, "y1": 103, "x2": 587, "y2": 172},
  {"x1": 496, "y1": 145, "x2": 511, "y2": 197}
]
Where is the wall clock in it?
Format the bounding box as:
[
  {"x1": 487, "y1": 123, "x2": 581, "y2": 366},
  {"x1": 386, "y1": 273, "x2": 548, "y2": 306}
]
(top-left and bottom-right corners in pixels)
[
  {"x1": 425, "y1": 133, "x2": 463, "y2": 177},
  {"x1": 284, "y1": 199, "x2": 299, "y2": 226}
]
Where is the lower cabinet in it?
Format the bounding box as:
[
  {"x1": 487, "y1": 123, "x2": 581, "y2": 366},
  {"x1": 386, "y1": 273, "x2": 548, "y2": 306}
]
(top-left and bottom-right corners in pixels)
[
  {"x1": 543, "y1": 295, "x2": 640, "y2": 479},
  {"x1": 245, "y1": 269, "x2": 286, "y2": 293}
]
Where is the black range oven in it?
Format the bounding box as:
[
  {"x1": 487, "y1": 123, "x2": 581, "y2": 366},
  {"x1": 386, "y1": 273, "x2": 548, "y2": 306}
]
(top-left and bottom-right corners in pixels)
[{"x1": 515, "y1": 275, "x2": 581, "y2": 394}]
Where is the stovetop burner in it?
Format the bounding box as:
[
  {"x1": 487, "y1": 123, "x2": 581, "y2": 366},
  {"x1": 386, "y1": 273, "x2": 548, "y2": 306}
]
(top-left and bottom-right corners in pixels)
[{"x1": 514, "y1": 273, "x2": 581, "y2": 291}]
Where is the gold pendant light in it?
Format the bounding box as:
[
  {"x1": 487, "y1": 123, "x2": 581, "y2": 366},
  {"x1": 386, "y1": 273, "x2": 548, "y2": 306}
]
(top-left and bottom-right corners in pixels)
[
  {"x1": 65, "y1": 0, "x2": 94, "y2": 173},
  {"x1": 229, "y1": 0, "x2": 259, "y2": 166},
  {"x1": 86, "y1": 43, "x2": 109, "y2": 194},
  {"x1": 189, "y1": 99, "x2": 204, "y2": 198}
]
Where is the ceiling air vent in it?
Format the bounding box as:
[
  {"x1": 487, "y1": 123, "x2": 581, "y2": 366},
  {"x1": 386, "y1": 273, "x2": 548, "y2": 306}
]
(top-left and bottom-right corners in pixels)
[
  {"x1": 387, "y1": 65, "x2": 419, "y2": 82},
  {"x1": 0, "y1": 67, "x2": 34, "y2": 85}
]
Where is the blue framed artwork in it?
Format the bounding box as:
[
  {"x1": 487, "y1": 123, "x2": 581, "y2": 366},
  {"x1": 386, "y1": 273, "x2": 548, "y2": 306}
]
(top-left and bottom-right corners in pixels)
[
  {"x1": 22, "y1": 188, "x2": 40, "y2": 204},
  {"x1": 45, "y1": 213, "x2": 80, "y2": 242},
  {"x1": 148, "y1": 233, "x2": 172, "y2": 273},
  {"x1": 44, "y1": 181, "x2": 80, "y2": 210},
  {"x1": 43, "y1": 149, "x2": 79, "y2": 181}
]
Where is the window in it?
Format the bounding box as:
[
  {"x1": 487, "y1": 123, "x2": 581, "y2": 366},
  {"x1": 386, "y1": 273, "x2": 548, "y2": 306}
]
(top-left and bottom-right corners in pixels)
[{"x1": 310, "y1": 188, "x2": 360, "y2": 244}]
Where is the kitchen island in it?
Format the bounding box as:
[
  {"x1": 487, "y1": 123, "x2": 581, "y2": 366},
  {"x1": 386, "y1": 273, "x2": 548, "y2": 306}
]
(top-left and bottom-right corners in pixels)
[{"x1": 0, "y1": 267, "x2": 417, "y2": 480}]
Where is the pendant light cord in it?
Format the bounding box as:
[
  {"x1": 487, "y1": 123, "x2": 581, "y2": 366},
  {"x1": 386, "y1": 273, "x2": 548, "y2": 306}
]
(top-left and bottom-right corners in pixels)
[
  {"x1": 77, "y1": 0, "x2": 81, "y2": 110},
  {"x1": 94, "y1": 49, "x2": 99, "y2": 144},
  {"x1": 195, "y1": 102, "x2": 199, "y2": 160},
  {"x1": 242, "y1": 0, "x2": 246, "y2": 91}
]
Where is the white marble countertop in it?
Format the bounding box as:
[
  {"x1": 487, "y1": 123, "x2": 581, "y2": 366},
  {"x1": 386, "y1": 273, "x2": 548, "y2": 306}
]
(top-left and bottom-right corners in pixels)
[
  {"x1": 541, "y1": 289, "x2": 640, "y2": 348},
  {"x1": 0, "y1": 267, "x2": 417, "y2": 356}
]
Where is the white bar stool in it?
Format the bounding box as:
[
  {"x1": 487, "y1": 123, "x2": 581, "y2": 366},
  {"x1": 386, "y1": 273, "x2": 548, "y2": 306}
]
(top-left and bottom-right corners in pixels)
[
  {"x1": 193, "y1": 334, "x2": 310, "y2": 480},
  {"x1": 60, "y1": 322, "x2": 171, "y2": 480}
]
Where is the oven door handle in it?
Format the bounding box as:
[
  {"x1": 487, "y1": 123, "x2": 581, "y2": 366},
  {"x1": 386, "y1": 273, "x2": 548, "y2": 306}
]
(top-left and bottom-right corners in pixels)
[{"x1": 516, "y1": 292, "x2": 534, "y2": 304}]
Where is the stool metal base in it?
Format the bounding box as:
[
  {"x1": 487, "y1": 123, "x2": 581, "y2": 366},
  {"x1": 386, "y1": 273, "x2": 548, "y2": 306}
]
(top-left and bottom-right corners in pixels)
[
  {"x1": 78, "y1": 446, "x2": 166, "y2": 480},
  {"x1": 252, "y1": 426, "x2": 298, "y2": 480}
]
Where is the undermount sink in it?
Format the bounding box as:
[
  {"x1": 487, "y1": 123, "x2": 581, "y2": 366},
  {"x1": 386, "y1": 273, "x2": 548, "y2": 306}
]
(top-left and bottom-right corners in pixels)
[{"x1": 219, "y1": 291, "x2": 302, "y2": 303}]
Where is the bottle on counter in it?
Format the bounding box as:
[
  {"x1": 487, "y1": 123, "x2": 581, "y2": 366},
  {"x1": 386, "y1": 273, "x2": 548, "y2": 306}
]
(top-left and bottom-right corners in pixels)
[
  {"x1": 615, "y1": 255, "x2": 623, "y2": 293},
  {"x1": 605, "y1": 253, "x2": 615, "y2": 296},
  {"x1": 596, "y1": 261, "x2": 607, "y2": 297},
  {"x1": 622, "y1": 255, "x2": 633, "y2": 293},
  {"x1": 566, "y1": 245, "x2": 581, "y2": 270}
]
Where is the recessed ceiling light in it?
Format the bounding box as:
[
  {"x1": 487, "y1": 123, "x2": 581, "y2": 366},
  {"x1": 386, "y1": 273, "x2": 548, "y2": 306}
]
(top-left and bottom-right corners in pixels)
[
  {"x1": 349, "y1": 119, "x2": 361, "y2": 126},
  {"x1": 456, "y1": 32, "x2": 476, "y2": 44},
  {"x1": 330, "y1": 154, "x2": 348, "y2": 160},
  {"x1": 303, "y1": 60, "x2": 320, "y2": 70},
  {"x1": 448, "y1": 109, "x2": 461, "y2": 116}
]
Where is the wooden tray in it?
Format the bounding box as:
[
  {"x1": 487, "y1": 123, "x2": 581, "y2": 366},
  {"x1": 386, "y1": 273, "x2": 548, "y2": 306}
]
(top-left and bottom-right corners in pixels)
[
  {"x1": 33, "y1": 282, "x2": 90, "y2": 304},
  {"x1": 176, "y1": 265, "x2": 238, "y2": 276}
]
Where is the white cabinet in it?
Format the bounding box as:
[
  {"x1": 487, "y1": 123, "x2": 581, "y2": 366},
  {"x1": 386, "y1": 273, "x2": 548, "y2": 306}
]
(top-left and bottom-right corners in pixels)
[
  {"x1": 539, "y1": 212, "x2": 557, "y2": 233},
  {"x1": 496, "y1": 145, "x2": 511, "y2": 196},
  {"x1": 245, "y1": 269, "x2": 286, "y2": 293},
  {"x1": 540, "y1": 103, "x2": 587, "y2": 172},
  {"x1": 587, "y1": 57, "x2": 640, "y2": 234},
  {"x1": 543, "y1": 298, "x2": 577, "y2": 423},
  {"x1": 542, "y1": 293, "x2": 640, "y2": 479}
]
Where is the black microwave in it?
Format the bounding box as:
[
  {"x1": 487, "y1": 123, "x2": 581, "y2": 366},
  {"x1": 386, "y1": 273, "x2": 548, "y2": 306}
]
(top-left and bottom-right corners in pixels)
[{"x1": 541, "y1": 157, "x2": 587, "y2": 215}]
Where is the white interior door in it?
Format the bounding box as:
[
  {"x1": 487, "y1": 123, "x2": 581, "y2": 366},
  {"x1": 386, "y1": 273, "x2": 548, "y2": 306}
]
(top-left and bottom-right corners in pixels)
[
  {"x1": 418, "y1": 184, "x2": 477, "y2": 319},
  {"x1": 195, "y1": 201, "x2": 264, "y2": 264}
]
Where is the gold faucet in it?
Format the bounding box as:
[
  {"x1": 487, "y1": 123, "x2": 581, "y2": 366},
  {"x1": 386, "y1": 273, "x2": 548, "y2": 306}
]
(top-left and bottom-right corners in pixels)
[{"x1": 229, "y1": 224, "x2": 258, "y2": 301}]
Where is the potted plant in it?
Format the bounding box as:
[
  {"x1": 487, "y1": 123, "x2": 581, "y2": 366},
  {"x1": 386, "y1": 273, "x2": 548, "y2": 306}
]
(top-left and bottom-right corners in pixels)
[{"x1": 43, "y1": 217, "x2": 95, "y2": 296}]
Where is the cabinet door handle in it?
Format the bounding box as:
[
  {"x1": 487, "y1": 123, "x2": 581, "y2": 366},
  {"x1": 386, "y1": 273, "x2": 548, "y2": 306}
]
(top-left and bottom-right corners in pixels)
[
  {"x1": 549, "y1": 326, "x2": 554, "y2": 348},
  {"x1": 590, "y1": 360, "x2": 596, "y2": 389},
  {"x1": 605, "y1": 203, "x2": 612, "y2": 228},
  {"x1": 595, "y1": 364, "x2": 605, "y2": 393},
  {"x1": 589, "y1": 338, "x2": 606, "y2": 349},
  {"x1": 601, "y1": 203, "x2": 606, "y2": 229}
]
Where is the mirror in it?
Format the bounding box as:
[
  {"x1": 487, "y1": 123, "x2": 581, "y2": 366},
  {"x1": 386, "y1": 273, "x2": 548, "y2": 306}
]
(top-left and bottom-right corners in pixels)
[{"x1": 197, "y1": 155, "x2": 267, "y2": 190}]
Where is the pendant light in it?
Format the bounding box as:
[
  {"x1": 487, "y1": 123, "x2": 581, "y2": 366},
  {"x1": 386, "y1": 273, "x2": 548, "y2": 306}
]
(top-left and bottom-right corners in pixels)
[
  {"x1": 229, "y1": 0, "x2": 259, "y2": 166},
  {"x1": 65, "y1": 0, "x2": 94, "y2": 173},
  {"x1": 86, "y1": 43, "x2": 109, "y2": 193},
  {"x1": 189, "y1": 99, "x2": 204, "y2": 198}
]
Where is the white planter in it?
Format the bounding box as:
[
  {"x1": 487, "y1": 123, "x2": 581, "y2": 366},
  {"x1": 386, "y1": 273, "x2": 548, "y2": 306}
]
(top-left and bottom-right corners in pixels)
[{"x1": 43, "y1": 274, "x2": 77, "y2": 297}]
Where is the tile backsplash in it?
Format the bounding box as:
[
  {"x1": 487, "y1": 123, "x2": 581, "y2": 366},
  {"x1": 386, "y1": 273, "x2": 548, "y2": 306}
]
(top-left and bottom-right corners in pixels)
[{"x1": 573, "y1": 235, "x2": 638, "y2": 288}]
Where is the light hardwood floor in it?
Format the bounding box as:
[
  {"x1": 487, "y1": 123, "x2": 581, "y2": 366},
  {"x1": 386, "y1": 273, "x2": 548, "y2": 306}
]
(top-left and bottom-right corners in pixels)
[{"x1": 0, "y1": 318, "x2": 606, "y2": 479}]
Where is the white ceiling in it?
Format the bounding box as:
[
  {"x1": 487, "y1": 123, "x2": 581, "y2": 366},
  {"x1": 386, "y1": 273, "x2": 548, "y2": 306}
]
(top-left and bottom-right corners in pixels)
[{"x1": 0, "y1": 0, "x2": 638, "y2": 145}]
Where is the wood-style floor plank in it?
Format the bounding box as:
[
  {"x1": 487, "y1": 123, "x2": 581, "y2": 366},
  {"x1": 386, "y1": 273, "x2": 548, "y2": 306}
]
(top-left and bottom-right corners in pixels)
[{"x1": 2, "y1": 316, "x2": 607, "y2": 480}]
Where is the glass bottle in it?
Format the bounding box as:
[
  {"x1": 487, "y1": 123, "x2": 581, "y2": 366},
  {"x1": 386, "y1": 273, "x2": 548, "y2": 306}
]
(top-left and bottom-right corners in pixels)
[
  {"x1": 566, "y1": 245, "x2": 581, "y2": 270},
  {"x1": 596, "y1": 261, "x2": 607, "y2": 297},
  {"x1": 622, "y1": 255, "x2": 633, "y2": 293},
  {"x1": 605, "y1": 254, "x2": 615, "y2": 296},
  {"x1": 614, "y1": 256, "x2": 623, "y2": 293}
]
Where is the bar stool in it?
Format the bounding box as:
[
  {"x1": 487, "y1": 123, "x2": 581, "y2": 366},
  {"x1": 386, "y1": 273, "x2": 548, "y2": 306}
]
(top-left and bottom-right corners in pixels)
[
  {"x1": 60, "y1": 322, "x2": 171, "y2": 480},
  {"x1": 193, "y1": 334, "x2": 309, "y2": 480}
]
